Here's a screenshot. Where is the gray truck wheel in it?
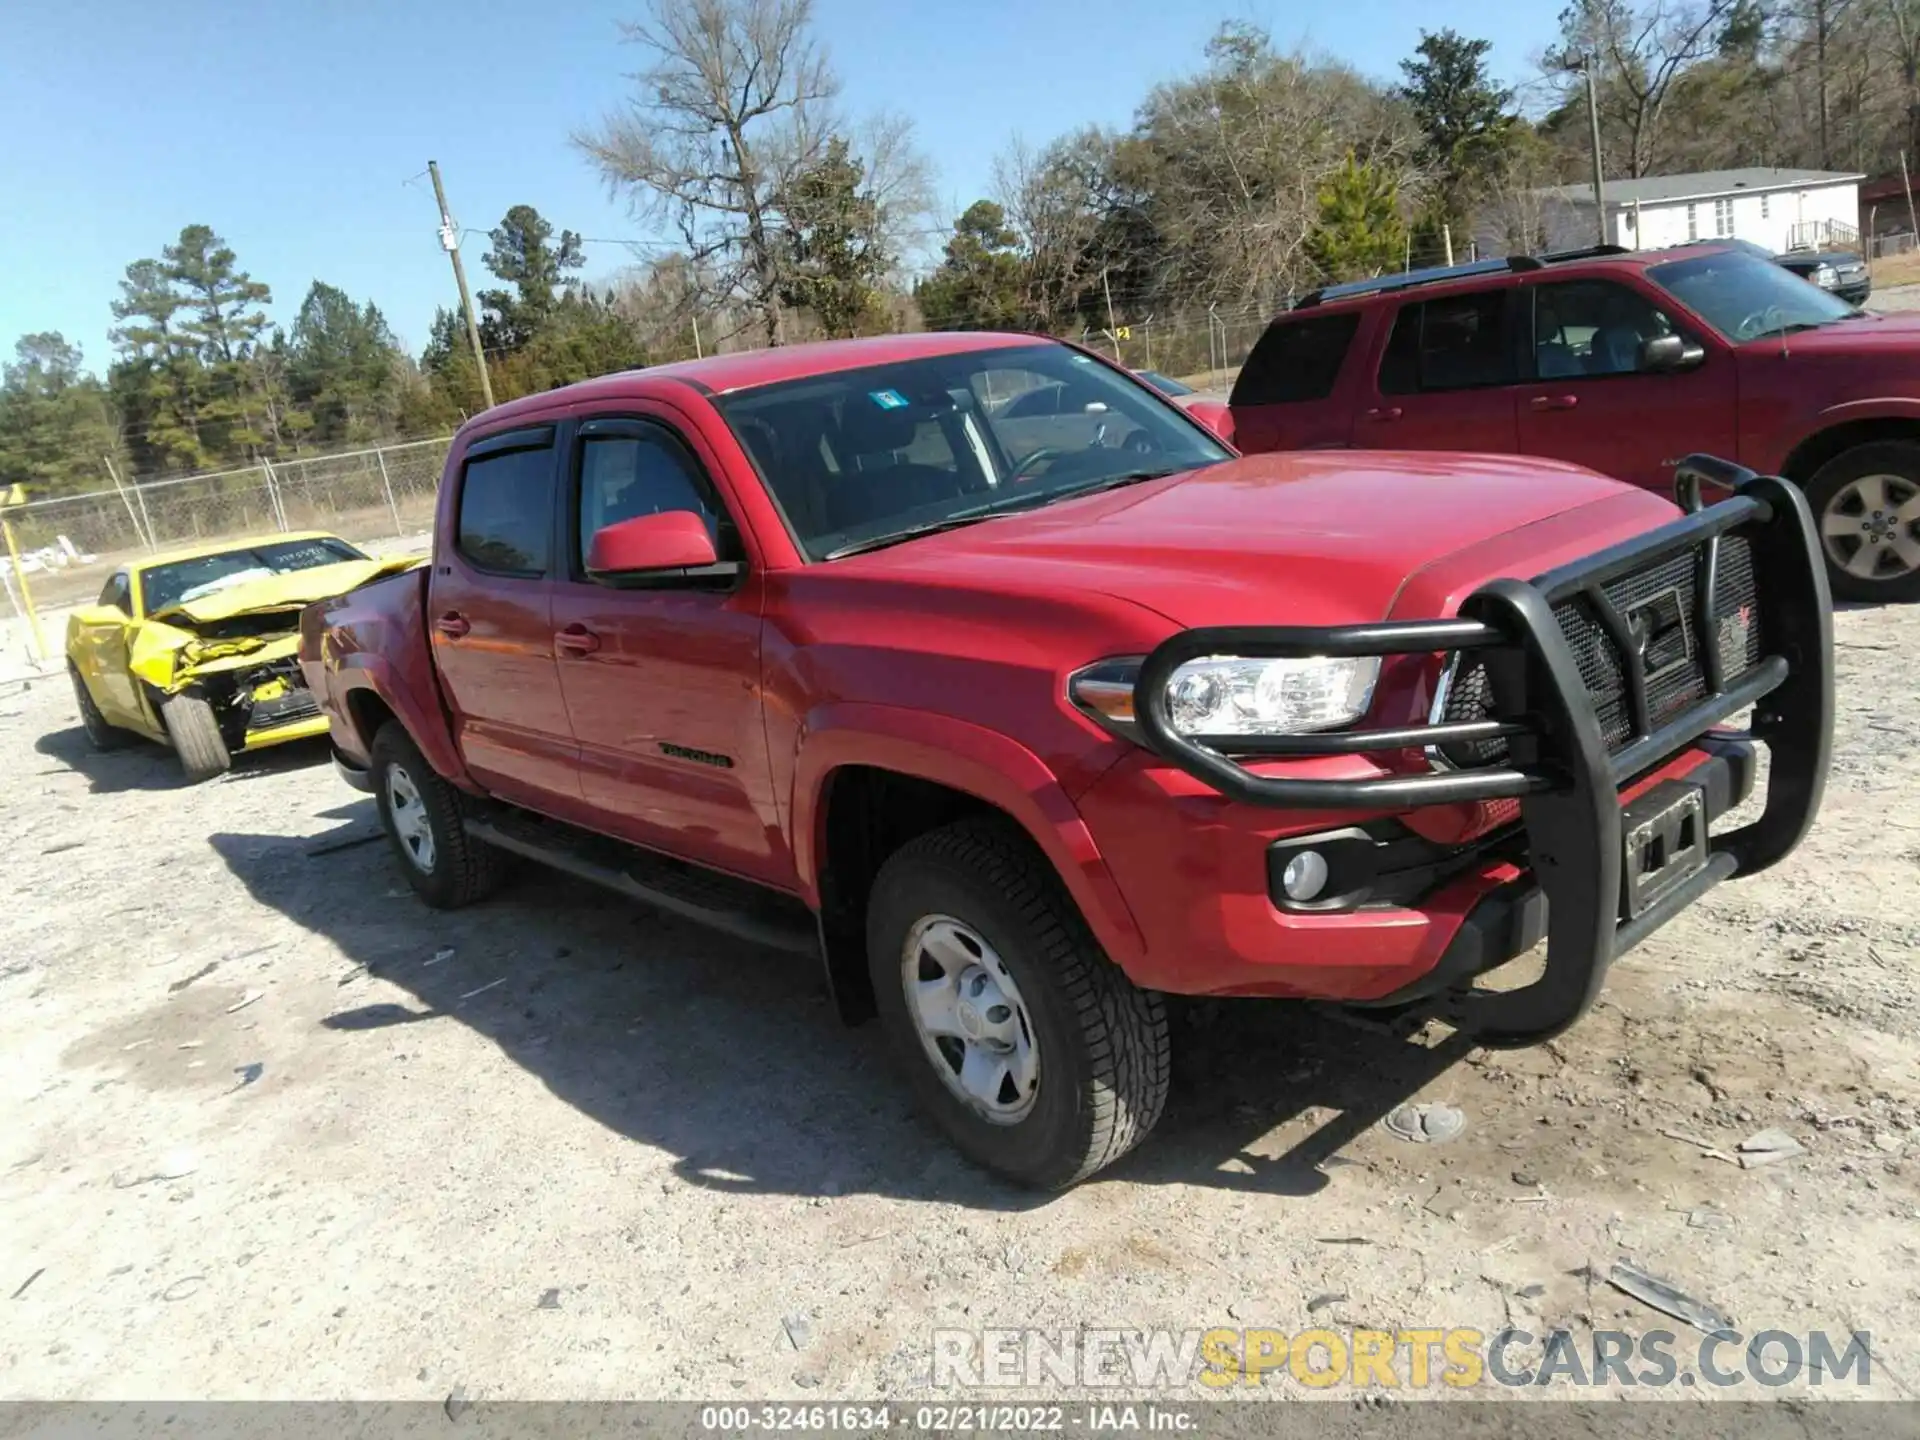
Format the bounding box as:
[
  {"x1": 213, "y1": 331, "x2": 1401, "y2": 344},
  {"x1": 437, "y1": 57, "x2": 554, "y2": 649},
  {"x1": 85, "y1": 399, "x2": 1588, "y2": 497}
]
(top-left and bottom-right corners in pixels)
[
  {"x1": 866, "y1": 818, "x2": 1169, "y2": 1189},
  {"x1": 161, "y1": 694, "x2": 231, "y2": 782},
  {"x1": 370, "y1": 722, "x2": 507, "y2": 909},
  {"x1": 1806, "y1": 441, "x2": 1920, "y2": 603},
  {"x1": 69, "y1": 666, "x2": 132, "y2": 751}
]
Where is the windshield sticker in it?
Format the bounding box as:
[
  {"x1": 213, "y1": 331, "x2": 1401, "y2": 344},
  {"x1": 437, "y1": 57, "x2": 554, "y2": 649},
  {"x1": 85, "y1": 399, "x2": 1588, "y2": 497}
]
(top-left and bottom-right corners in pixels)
[{"x1": 869, "y1": 389, "x2": 910, "y2": 409}]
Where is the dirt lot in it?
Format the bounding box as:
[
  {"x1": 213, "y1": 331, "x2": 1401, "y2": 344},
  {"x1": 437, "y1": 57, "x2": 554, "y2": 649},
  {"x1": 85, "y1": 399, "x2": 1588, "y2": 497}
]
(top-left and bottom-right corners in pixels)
[{"x1": 1, "y1": 602, "x2": 1917, "y2": 1406}]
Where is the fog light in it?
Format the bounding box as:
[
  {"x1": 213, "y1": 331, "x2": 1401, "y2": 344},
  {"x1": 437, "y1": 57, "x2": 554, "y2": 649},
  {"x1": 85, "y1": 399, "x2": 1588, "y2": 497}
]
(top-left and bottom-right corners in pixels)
[{"x1": 1281, "y1": 850, "x2": 1329, "y2": 902}]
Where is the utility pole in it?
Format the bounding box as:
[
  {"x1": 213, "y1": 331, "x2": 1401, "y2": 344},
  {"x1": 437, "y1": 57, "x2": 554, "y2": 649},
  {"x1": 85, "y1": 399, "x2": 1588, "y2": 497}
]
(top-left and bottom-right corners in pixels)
[
  {"x1": 1583, "y1": 55, "x2": 1608, "y2": 246},
  {"x1": 1903, "y1": 151, "x2": 1919, "y2": 243},
  {"x1": 428, "y1": 160, "x2": 495, "y2": 411},
  {"x1": 1102, "y1": 268, "x2": 1121, "y2": 361}
]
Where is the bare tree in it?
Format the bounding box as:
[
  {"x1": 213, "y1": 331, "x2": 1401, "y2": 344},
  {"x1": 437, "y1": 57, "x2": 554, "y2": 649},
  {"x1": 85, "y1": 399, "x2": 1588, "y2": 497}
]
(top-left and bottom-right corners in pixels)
[
  {"x1": 1879, "y1": 0, "x2": 1920, "y2": 171},
  {"x1": 575, "y1": 0, "x2": 838, "y2": 345},
  {"x1": 992, "y1": 134, "x2": 1109, "y2": 331},
  {"x1": 1556, "y1": 0, "x2": 1741, "y2": 177},
  {"x1": 851, "y1": 110, "x2": 938, "y2": 275},
  {"x1": 1127, "y1": 28, "x2": 1422, "y2": 307}
]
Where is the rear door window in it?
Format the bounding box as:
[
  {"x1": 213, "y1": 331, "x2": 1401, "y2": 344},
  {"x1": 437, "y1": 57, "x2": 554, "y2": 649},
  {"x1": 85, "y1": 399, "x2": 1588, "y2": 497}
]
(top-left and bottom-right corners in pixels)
[
  {"x1": 1230, "y1": 313, "x2": 1361, "y2": 406},
  {"x1": 1378, "y1": 291, "x2": 1516, "y2": 394},
  {"x1": 457, "y1": 440, "x2": 556, "y2": 576}
]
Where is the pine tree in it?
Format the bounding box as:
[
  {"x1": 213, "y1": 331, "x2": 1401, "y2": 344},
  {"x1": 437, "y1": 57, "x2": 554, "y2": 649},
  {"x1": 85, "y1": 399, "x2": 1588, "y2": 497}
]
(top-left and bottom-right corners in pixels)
[
  {"x1": 916, "y1": 201, "x2": 1029, "y2": 331},
  {"x1": 0, "y1": 334, "x2": 125, "y2": 498},
  {"x1": 287, "y1": 282, "x2": 404, "y2": 443},
  {"x1": 1305, "y1": 154, "x2": 1409, "y2": 284},
  {"x1": 776, "y1": 139, "x2": 890, "y2": 338}
]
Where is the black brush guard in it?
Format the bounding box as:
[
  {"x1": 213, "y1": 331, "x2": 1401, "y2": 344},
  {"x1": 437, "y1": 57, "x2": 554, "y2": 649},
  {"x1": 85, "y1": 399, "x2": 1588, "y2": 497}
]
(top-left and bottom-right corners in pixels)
[{"x1": 1133, "y1": 459, "x2": 1834, "y2": 1046}]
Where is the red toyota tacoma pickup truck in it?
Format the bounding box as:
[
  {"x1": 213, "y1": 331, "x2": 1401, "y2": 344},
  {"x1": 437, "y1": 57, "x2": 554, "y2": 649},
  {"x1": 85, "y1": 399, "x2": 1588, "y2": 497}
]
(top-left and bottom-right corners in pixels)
[
  {"x1": 1228, "y1": 241, "x2": 1920, "y2": 603},
  {"x1": 301, "y1": 331, "x2": 1833, "y2": 1188}
]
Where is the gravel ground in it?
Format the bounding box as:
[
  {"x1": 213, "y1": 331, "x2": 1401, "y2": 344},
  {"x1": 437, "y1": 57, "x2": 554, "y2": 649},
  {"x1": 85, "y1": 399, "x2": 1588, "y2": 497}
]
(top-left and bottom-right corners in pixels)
[
  {"x1": 1, "y1": 602, "x2": 1917, "y2": 1407},
  {"x1": 1869, "y1": 282, "x2": 1920, "y2": 314}
]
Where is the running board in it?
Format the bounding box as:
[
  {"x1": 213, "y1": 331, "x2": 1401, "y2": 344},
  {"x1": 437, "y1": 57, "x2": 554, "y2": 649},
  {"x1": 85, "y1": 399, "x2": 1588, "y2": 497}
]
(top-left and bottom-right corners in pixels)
[{"x1": 463, "y1": 812, "x2": 819, "y2": 957}]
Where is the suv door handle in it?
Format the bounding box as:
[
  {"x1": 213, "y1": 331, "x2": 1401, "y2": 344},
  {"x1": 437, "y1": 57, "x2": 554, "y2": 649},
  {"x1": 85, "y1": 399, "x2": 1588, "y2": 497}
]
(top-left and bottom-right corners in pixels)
[
  {"x1": 434, "y1": 612, "x2": 471, "y2": 639},
  {"x1": 554, "y1": 624, "x2": 600, "y2": 656},
  {"x1": 1529, "y1": 394, "x2": 1579, "y2": 411},
  {"x1": 1363, "y1": 406, "x2": 1403, "y2": 422}
]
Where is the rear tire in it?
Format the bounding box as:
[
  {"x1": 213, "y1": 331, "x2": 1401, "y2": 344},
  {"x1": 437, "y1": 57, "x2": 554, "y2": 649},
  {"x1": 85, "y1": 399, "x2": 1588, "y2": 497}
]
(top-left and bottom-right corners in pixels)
[
  {"x1": 161, "y1": 694, "x2": 231, "y2": 782},
  {"x1": 1805, "y1": 442, "x2": 1920, "y2": 603},
  {"x1": 866, "y1": 818, "x2": 1169, "y2": 1189},
  {"x1": 370, "y1": 721, "x2": 507, "y2": 909},
  {"x1": 69, "y1": 666, "x2": 132, "y2": 751}
]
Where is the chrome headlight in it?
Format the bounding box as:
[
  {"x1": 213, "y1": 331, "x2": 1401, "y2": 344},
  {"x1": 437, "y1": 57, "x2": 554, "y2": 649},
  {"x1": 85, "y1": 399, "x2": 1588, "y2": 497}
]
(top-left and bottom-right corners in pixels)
[
  {"x1": 1811, "y1": 263, "x2": 1838, "y2": 288},
  {"x1": 1070, "y1": 655, "x2": 1380, "y2": 740}
]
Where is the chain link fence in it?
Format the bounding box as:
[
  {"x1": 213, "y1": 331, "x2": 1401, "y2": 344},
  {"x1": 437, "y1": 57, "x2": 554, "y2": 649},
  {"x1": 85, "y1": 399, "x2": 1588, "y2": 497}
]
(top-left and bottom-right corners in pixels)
[
  {"x1": 7, "y1": 436, "x2": 453, "y2": 610},
  {"x1": 1077, "y1": 303, "x2": 1274, "y2": 391}
]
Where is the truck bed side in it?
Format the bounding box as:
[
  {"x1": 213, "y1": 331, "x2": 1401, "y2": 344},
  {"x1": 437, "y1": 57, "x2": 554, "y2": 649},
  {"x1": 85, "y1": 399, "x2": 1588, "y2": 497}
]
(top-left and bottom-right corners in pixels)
[{"x1": 299, "y1": 566, "x2": 472, "y2": 789}]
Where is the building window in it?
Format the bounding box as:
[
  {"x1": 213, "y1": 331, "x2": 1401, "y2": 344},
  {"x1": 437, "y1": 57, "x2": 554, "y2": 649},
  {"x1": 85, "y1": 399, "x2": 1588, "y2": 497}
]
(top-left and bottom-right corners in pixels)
[
  {"x1": 1761, "y1": 193, "x2": 1771, "y2": 220},
  {"x1": 1687, "y1": 202, "x2": 1699, "y2": 241},
  {"x1": 1714, "y1": 197, "x2": 1734, "y2": 237}
]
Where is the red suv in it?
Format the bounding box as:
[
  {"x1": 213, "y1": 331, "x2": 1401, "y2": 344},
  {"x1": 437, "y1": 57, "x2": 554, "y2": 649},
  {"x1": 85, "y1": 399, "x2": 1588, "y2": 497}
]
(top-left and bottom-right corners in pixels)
[{"x1": 1229, "y1": 242, "x2": 1920, "y2": 602}]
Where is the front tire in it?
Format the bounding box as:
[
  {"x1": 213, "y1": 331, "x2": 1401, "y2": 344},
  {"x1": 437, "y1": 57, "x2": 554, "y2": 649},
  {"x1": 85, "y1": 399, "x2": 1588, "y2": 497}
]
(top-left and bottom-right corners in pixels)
[
  {"x1": 370, "y1": 722, "x2": 507, "y2": 909},
  {"x1": 69, "y1": 666, "x2": 132, "y2": 751},
  {"x1": 161, "y1": 694, "x2": 231, "y2": 782},
  {"x1": 866, "y1": 818, "x2": 1169, "y2": 1189},
  {"x1": 1806, "y1": 442, "x2": 1920, "y2": 603}
]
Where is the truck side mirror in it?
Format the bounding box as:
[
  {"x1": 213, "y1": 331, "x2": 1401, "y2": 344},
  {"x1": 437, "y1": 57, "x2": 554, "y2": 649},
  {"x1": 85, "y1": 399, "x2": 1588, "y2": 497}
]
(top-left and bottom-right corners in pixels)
[
  {"x1": 586, "y1": 511, "x2": 728, "y2": 585},
  {"x1": 1639, "y1": 334, "x2": 1706, "y2": 373},
  {"x1": 1184, "y1": 399, "x2": 1237, "y2": 447}
]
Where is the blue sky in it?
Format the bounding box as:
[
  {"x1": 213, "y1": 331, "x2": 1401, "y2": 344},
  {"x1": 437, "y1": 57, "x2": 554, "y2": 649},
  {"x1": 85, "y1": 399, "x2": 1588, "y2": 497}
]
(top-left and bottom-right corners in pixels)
[{"x1": 0, "y1": 0, "x2": 1561, "y2": 370}]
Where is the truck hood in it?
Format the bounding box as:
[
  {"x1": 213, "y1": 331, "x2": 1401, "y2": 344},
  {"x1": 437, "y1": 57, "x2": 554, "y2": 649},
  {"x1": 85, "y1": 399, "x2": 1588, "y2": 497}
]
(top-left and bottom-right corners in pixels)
[
  {"x1": 1756, "y1": 311, "x2": 1920, "y2": 357},
  {"x1": 841, "y1": 450, "x2": 1651, "y2": 628},
  {"x1": 152, "y1": 555, "x2": 425, "y2": 627}
]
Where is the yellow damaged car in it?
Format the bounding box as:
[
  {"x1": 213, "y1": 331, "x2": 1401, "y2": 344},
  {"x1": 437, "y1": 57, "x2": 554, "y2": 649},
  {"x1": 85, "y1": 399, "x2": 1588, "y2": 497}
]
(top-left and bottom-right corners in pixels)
[{"x1": 65, "y1": 531, "x2": 422, "y2": 782}]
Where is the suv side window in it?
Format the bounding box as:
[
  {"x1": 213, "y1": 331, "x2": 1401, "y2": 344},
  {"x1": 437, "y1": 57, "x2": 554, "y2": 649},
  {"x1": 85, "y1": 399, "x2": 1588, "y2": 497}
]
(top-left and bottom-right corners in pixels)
[
  {"x1": 457, "y1": 441, "x2": 555, "y2": 576},
  {"x1": 575, "y1": 425, "x2": 728, "y2": 566},
  {"x1": 99, "y1": 572, "x2": 132, "y2": 615},
  {"x1": 1379, "y1": 291, "x2": 1515, "y2": 395},
  {"x1": 1230, "y1": 313, "x2": 1361, "y2": 406},
  {"x1": 1528, "y1": 280, "x2": 1679, "y2": 379}
]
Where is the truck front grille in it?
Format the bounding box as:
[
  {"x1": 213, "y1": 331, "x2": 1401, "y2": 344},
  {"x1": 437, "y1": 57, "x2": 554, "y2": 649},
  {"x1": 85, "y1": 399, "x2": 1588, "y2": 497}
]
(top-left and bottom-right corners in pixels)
[{"x1": 1438, "y1": 533, "x2": 1762, "y2": 768}]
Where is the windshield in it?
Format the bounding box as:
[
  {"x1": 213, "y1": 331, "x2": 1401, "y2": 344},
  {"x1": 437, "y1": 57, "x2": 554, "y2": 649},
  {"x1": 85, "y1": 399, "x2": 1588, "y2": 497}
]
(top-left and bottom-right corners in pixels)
[
  {"x1": 139, "y1": 536, "x2": 367, "y2": 614},
  {"x1": 1649, "y1": 247, "x2": 1856, "y2": 341},
  {"x1": 715, "y1": 343, "x2": 1232, "y2": 560}
]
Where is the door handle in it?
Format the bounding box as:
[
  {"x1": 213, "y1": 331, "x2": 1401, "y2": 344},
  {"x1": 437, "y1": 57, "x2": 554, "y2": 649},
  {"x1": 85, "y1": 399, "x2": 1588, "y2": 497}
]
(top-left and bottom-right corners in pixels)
[
  {"x1": 1363, "y1": 406, "x2": 1403, "y2": 422},
  {"x1": 1529, "y1": 394, "x2": 1580, "y2": 411},
  {"x1": 434, "y1": 612, "x2": 470, "y2": 639},
  {"x1": 554, "y1": 624, "x2": 600, "y2": 656}
]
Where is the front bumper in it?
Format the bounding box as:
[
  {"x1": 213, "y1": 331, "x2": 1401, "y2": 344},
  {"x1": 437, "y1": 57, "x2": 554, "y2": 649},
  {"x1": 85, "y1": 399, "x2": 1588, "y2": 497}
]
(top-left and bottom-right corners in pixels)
[{"x1": 1129, "y1": 460, "x2": 1833, "y2": 1045}]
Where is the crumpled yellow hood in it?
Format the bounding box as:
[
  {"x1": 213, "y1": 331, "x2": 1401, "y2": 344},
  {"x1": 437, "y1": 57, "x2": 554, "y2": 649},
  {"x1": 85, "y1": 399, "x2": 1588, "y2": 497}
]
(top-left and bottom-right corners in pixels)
[{"x1": 151, "y1": 555, "x2": 424, "y2": 625}]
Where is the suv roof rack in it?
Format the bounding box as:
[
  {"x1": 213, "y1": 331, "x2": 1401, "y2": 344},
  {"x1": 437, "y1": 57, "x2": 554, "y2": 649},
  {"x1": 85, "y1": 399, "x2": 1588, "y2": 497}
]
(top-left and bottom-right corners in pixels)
[{"x1": 1292, "y1": 244, "x2": 1633, "y2": 309}]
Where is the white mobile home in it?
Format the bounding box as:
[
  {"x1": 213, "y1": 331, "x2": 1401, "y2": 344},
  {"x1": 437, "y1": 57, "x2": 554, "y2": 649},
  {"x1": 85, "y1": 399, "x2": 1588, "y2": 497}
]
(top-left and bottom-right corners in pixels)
[{"x1": 1531, "y1": 167, "x2": 1863, "y2": 254}]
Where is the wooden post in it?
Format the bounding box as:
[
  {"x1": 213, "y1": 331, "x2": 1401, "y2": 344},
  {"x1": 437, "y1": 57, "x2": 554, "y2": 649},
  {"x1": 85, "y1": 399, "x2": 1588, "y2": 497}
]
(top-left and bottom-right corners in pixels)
[
  {"x1": 375, "y1": 448, "x2": 404, "y2": 536},
  {"x1": 262, "y1": 462, "x2": 289, "y2": 532},
  {"x1": 103, "y1": 455, "x2": 153, "y2": 551},
  {"x1": 0, "y1": 487, "x2": 48, "y2": 663},
  {"x1": 1902, "y1": 151, "x2": 1919, "y2": 242}
]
